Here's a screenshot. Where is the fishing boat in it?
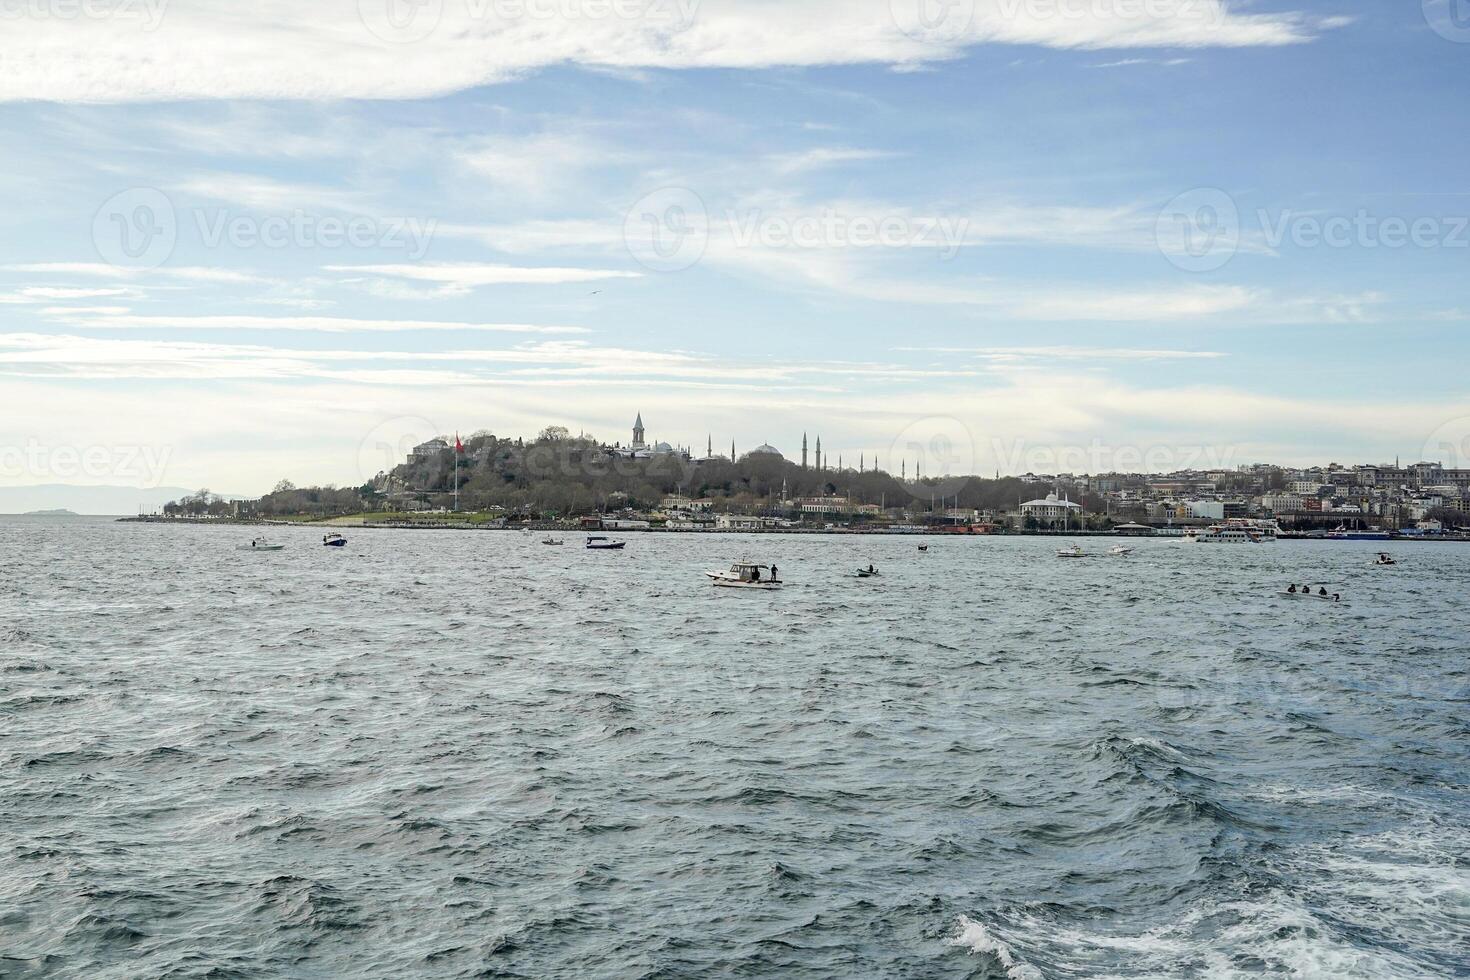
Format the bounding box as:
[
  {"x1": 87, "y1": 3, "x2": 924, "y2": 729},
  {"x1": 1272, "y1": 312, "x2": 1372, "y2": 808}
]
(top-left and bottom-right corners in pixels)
[
  {"x1": 1056, "y1": 544, "x2": 1087, "y2": 558},
  {"x1": 1109, "y1": 544, "x2": 1134, "y2": 556},
  {"x1": 238, "y1": 536, "x2": 284, "y2": 552},
  {"x1": 856, "y1": 565, "x2": 881, "y2": 578},
  {"x1": 322, "y1": 533, "x2": 347, "y2": 547},
  {"x1": 1373, "y1": 553, "x2": 1397, "y2": 566},
  {"x1": 585, "y1": 536, "x2": 626, "y2": 550},
  {"x1": 542, "y1": 537, "x2": 564, "y2": 546},
  {"x1": 706, "y1": 562, "x2": 782, "y2": 590}
]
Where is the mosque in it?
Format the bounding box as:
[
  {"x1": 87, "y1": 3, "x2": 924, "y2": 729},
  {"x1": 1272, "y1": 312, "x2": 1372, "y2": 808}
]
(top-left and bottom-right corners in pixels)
[{"x1": 608, "y1": 414, "x2": 844, "y2": 470}]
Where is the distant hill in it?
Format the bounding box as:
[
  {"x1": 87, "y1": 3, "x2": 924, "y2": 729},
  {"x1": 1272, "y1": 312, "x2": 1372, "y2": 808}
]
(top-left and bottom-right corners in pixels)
[
  {"x1": 0, "y1": 485, "x2": 246, "y2": 516},
  {"x1": 23, "y1": 509, "x2": 79, "y2": 517}
]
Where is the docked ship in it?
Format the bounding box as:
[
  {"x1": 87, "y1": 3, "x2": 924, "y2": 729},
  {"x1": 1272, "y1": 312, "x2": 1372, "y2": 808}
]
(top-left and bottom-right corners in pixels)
[
  {"x1": 1184, "y1": 518, "x2": 1280, "y2": 544},
  {"x1": 1326, "y1": 524, "x2": 1392, "y2": 541}
]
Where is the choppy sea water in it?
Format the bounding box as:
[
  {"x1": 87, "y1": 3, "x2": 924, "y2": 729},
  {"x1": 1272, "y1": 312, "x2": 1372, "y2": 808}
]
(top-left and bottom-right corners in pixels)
[{"x1": 1, "y1": 516, "x2": 1467, "y2": 979}]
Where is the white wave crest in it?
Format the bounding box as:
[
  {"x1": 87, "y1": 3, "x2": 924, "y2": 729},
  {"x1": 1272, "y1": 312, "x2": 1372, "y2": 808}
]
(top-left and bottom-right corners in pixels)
[{"x1": 949, "y1": 915, "x2": 1045, "y2": 980}]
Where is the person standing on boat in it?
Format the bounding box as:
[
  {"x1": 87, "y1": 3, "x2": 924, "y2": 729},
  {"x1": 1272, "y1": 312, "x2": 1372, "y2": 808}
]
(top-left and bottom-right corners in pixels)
[{"x1": 771, "y1": 565, "x2": 778, "y2": 582}]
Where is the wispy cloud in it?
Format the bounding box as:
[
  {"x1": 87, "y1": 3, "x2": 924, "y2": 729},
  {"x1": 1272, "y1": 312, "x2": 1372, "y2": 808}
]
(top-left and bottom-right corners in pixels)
[{"x1": 0, "y1": 1, "x2": 1335, "y2": 104}]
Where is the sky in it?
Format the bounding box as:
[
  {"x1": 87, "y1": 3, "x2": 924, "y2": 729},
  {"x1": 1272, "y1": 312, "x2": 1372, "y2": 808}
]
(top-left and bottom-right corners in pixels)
[{"x1": 1, "y1": 0, "x2": 1468, "y2": 497}]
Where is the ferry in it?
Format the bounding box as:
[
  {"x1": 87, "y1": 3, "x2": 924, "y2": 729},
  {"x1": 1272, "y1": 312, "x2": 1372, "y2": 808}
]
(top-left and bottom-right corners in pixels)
[
  {"x1": 1326, "y1": 525, "x2": 1392, "y2": 541},
  {"x1": 1187, "y1": 519, "x2": 1280, "y2": 544}
]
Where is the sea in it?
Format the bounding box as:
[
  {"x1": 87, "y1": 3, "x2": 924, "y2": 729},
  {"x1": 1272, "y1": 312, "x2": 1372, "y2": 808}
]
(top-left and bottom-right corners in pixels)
[{"x1": 1, "y1": 516, "x2": 1467, "y2": 979}]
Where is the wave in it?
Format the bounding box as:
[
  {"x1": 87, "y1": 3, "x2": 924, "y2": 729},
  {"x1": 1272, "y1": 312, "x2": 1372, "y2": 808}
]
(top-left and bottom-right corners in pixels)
[{"x1": 949, "y1": 916, "x2": 1045, "y2": 980}]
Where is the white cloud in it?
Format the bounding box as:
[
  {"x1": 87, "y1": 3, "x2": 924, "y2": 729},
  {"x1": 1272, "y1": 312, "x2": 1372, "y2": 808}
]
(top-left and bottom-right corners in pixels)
[
  {"x1": 0, "y1": 1, "x2": 1334, "y2": 104},
  {"x1": 4, "y1": 263, "x2": 268, "y2": 284},
  {"x1": 323, "y1": 262, "x2": 642, "y2": 295},
  {"x1": 38, "y1": 313, "x2": 590, "y2": 334}
]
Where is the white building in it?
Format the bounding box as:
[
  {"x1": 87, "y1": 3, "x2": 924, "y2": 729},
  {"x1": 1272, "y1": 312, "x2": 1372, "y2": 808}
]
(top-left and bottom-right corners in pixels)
[{"x1": 1021, "y1": 492, "x2": 1083, "y2": 525}]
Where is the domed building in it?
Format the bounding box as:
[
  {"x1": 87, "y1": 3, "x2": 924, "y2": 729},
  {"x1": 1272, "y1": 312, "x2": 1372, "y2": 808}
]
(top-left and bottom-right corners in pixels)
[{"x1": 742, "y1": 443, "x2": 784, "y2": 461}]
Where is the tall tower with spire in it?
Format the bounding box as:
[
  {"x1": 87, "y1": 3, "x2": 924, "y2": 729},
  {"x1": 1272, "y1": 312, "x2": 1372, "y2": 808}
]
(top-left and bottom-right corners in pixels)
[
  {"x1": 802, "y1": 433, "x2": 808, "y2": 469},
  {"x1": 632, "y1": 413, "x2": 646, "y2": 450},
  {"x1": 815, "y1": 436, "x2": 822, "y2": 472}
]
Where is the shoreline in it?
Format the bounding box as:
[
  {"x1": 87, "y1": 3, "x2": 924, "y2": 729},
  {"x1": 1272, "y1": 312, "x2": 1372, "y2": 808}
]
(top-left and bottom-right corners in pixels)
[{"x1": 113, "y1": 515, "x2": 1470, "y2": 542}]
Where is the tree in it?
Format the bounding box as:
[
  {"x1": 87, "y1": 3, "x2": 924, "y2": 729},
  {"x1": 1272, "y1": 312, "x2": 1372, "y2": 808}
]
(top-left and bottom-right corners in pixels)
[
  {"x1": 538, "y1": 425, "x2": 570, "y2": 442},
  {"x1": 273, "y1": 479, "x2": 296, "y2": 494}
]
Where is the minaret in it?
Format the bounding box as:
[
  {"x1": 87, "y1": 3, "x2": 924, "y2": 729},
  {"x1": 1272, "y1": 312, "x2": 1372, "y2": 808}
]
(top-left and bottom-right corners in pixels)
[
  {"x1": 632, "y1": 413, "x2": 645, "y2": 449},
  {"x1": 860, "y1": 453, "x2": 865, "y2": 474},
  {"x1": 731, "y1": 439, "x2": 736, "y2": 462},
  {"x1": 902, "y1": 460, "x2": 906, "y2": 480},
  {"x1": 802, "y1": 433, "x2": 808, "y2": 469},
  {"x1": 707, "y1": 434, "x2": 712, "y2": 459},
  {"x1": 839, "y1": 454, "x2": 843, "y2": 472},
  {"x1": 816, "y1": 436, "x2": 822, "y2": 472}
]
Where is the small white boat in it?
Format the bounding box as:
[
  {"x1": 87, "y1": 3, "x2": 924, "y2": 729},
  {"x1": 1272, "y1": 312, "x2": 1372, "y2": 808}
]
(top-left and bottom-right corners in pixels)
[
  {"x1": 1279, "y1": 589, "x2": 1341, "y2": 602},
  {"x1": 1373, "y1": 553, "x2": 1397, "y2": 566},
  {"x1": 238, "y1": 536, "x2": 284, "y2": 552},
  {"x1": 542, "y1": 537, "x2": 564, "y2": 546},
  {"x1": 586, "y1": 536, "x2": 626, "y2": 550},
  {"x1": 323, "y1": 532, "x2": 347, "y2": 548},
  {"x1": 1056, "y1": 544, "x2": 1087, "y2": 558},
  {"x1": 706, "y1": 562, "x2": 782, "y2": 590},
  {"x1": 1109, "y1": 544, "x2": 1134, "y2": 556},
  {"x1": 856, "y1": 566, "x2": 881, "y2": 578}
]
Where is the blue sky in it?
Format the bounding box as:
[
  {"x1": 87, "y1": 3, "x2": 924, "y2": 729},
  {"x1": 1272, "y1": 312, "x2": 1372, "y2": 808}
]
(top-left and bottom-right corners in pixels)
[{"x1": 1, "y1": 0, "x2": 1467, "y2": 494}]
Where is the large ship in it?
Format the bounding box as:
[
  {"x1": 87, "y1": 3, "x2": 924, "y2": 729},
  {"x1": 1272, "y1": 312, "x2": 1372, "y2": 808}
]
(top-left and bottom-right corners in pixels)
[
  {"x1": 1184, "y1": 518, "x2": 1281, "y2": 544},
  {"x1": 1326, "y1": 524, "x2": 1392, "y2": 540}
]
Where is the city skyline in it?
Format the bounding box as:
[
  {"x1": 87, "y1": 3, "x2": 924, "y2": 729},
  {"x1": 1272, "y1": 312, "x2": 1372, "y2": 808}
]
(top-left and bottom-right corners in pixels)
[{"x1": 1, "y1": 1, "x2": 1468, "y2": 494}]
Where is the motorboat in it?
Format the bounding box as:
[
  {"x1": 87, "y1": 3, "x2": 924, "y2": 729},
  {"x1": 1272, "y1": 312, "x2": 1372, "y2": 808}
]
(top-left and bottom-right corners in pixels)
[
  {"x1": 585, "y1": 536, "x2": 626, "y2": 550},
  {"x1": 856, "y1": 566, "x2": 881, "y2": 578},
  {"x1": 1280, "y1": 588, "x2": 1341, "y2": 602},
  {"x1": 1373, "y1": 553, "x2": 1397, "y2": 566},
  {"x1": 706, "y1": 562, "x2": 782, "y2": 590},
  {"x1": 542, "y1": 537, "x2": 564, "y2": 546},
  {"x1": 323, "y1": 533, "x2": 347, "y2": 547},
  {"x1": 238, "y1": 536, "x2": 284, "y2": 552},
  {"x1": 1056, "y1": 544, "x2": 1087, "y2": 558},
  {"x1": 1109, "y1": 544, "x2": 1134, "y2": 556}
]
